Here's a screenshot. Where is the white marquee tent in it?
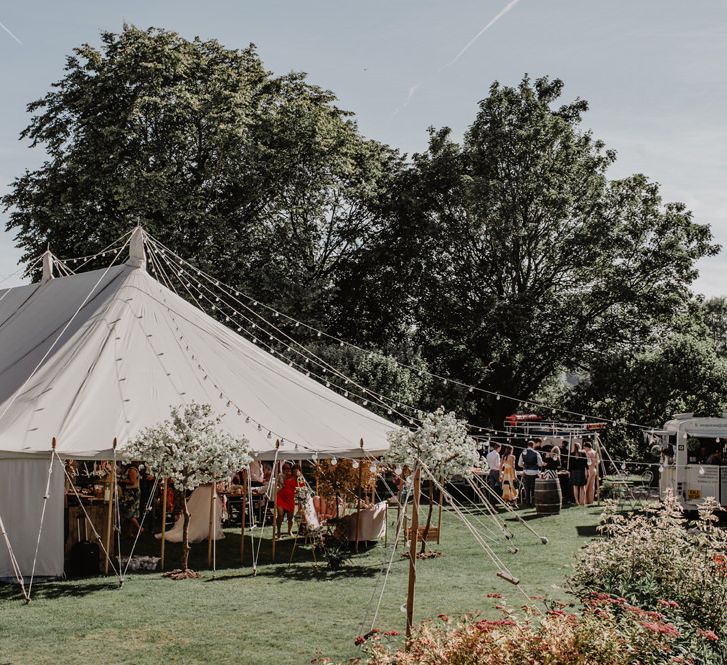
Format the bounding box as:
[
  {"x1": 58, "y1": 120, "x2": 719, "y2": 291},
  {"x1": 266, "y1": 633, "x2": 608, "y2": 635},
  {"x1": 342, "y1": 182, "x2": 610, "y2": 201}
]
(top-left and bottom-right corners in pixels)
[{"x1": 0, "y1": 228, "x2": 396, "y2": 581}]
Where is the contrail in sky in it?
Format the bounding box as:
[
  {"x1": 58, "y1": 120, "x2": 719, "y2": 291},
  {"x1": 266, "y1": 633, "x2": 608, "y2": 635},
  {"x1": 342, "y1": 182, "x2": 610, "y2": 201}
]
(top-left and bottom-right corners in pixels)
[
  {"x1": 0, "y1": 20, "x2": 22, "y2": 45},
  {"x1": 443, "y1": 0, "x2": 522, "y2": 70},
  {"x1": 392, "y1": 0, "x2": 522, "y2": 118}
]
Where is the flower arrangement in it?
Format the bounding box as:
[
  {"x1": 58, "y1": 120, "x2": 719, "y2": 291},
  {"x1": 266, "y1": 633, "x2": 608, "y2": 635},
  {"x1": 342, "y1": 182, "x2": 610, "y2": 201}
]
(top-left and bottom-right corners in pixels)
[{"x1": 124, "y1": 402, "x2": 252, "y2": 577}]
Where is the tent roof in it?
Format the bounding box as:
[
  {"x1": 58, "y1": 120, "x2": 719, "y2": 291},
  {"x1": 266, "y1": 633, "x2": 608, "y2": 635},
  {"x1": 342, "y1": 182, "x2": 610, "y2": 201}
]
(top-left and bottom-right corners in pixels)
[{"x1": 0, "y1": 250, "x2": 396, "y2": 460}]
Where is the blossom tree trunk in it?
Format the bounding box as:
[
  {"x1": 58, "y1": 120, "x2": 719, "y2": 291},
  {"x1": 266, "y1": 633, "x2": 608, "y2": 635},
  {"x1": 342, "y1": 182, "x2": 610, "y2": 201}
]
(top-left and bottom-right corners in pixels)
[{"x1": 181, "y1": 494, "x2": 191, "y2": 571}]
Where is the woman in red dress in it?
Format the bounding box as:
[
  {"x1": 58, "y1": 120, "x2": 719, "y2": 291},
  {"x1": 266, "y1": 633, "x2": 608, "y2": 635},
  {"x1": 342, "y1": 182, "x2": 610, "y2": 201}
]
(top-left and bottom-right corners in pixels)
[{"x1": 275, "y1": 463, "x2": 300, "y2": 537}]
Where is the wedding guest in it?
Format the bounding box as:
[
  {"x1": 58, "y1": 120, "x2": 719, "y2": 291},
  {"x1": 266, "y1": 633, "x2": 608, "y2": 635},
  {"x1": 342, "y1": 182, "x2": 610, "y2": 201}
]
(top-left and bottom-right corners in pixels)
[
  {"x1": 485, "y1": 443, "x2": 502, "y2": 497},
  {"x1": 119, "y1": 462, "x2": 142, "y2": 537},
  {"x1": 569, "y1": 444, "x2": 588, "y2": 506},
  {"x1": 518, "y1": 440, "x2": 543, "y2": 507},
  {"x1": 275, "y1": 463, "x2": 299, "y2": 537},
  {"x1": 584, "y1": 441, "x2": 599, "y2": 504},
  {"x1": 499, "y1": 445, "x2": 518, "y2": 505},
  {"x1": 544, "y1": 446, "x2": 561, "y2": 474}
]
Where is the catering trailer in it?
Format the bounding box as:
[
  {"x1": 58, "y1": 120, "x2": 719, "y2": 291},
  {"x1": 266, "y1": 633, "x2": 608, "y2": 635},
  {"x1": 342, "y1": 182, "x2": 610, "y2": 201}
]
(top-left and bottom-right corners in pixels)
[{"x1": 658, "y1": 413, "x2": 727, "y2": 509}]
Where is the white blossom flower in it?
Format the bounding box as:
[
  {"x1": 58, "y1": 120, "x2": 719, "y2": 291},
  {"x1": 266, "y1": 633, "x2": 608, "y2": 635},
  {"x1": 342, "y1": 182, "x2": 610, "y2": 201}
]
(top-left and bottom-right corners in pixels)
[
  {"x1": 383, "y1": 407, "x2": 479, "y2": 480},
  {"x1": 123, "y1": 403, "x2": 252, "y2": 490}
]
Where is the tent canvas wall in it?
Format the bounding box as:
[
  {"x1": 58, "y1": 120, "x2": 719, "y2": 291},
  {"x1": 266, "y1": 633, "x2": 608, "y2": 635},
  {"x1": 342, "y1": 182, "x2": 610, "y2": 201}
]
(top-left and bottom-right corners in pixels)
[{"x1": 0, "y1": 228, "x2": 396, "y2": 578}]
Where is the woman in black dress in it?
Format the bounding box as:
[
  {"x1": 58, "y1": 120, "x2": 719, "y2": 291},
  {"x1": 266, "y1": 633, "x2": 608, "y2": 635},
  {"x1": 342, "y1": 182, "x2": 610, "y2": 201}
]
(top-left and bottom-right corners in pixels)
[{"x1": 569, "y1": 443, "x2": 588, "y2": 506}]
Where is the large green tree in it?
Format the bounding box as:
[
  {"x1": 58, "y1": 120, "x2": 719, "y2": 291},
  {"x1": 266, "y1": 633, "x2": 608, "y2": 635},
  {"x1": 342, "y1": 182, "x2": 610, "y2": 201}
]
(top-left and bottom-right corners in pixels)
[
  {"x1": 702, "y1": 296, "x2": 727, "y2": 358},
  {"x1": 3, "y1": 25, "x2": 399, "y2": 327},
  {"x1": 553, "y1": 308, "x2": 727, "y2": 458},
  {"x1": 341, "y1": 76, "x2": 719, "y2": 424}
]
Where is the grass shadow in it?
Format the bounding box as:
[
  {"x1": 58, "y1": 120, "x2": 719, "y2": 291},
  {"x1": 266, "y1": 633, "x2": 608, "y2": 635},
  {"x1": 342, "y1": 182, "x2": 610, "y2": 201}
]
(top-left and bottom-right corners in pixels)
[{"x1": 0, "y1": 579, "x2": 120, "y2": 601}]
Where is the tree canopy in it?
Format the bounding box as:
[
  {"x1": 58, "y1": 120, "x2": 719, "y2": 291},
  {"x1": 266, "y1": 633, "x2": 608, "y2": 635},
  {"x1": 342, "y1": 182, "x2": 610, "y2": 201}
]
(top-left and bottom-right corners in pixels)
[
  {"x1": 3, "y1": 25, "x2": 400, "y2": 327},
  {"x1": 342, "y1": 77, "x2": 720, "y2": 423},
  {"x1": 3, "y1": 26, "x2": 724, "y2": 438}
]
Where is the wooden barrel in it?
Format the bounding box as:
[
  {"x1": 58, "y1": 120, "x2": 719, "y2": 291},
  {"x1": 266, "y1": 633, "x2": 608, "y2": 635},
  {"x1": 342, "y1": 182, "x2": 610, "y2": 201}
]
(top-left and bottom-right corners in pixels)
[{"x1": 535, "y1": 475, "x2": 562, "y2": 515}]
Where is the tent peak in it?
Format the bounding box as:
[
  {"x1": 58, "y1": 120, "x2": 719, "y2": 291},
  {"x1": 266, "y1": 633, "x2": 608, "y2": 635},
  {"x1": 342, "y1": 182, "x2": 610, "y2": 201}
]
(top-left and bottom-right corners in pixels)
[
  {"x1": 126, "y1": 226, "x2": 147, "y2": 271},
  {"x1": 41, "y1": 250, "x2": 54, "y2": 284}
]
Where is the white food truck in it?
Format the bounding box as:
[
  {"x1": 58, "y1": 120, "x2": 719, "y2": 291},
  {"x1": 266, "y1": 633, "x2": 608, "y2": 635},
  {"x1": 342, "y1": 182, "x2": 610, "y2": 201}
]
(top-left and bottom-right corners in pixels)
[{"x1": 658, "y1": 413, "x2": 727, "y2": 509}]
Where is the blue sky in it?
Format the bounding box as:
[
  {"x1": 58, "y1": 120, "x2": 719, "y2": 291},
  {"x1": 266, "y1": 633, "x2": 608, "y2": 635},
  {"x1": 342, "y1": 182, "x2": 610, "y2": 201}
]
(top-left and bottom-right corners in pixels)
[{"x1": 1, "y1": 0, "x2": 725, "y2": 296}]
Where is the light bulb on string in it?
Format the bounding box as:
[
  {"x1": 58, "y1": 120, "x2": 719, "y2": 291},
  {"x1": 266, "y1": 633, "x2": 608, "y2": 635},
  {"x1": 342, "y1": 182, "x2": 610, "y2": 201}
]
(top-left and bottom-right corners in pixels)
[
  {"x1": 245, "y1": 417, "x2": 250, "y2": 424},
  {"x1": 659, "y1": 464, "x2": 664, "y2": 473},
  {"x1": 331, "y1": 457, "x2": 337, "y2": 466},
  {"x1": 369, "y1": 463, "x2": 377, "y2": 473},
  {"x1": 699, "y1": 466, "x2": 705, "y2": 476},
  {"x1": 394, "y1": 465, "x2": 402, "y2": 475},
  {"x1": 352, "y1": 460, "x2": 359, "y2": 469},
  {"x1": 267, "y1": 431, "x2": 272, "y2": 439},
  {"x1": 257, "y1": 424, "x2": 262, "y2": 432}
]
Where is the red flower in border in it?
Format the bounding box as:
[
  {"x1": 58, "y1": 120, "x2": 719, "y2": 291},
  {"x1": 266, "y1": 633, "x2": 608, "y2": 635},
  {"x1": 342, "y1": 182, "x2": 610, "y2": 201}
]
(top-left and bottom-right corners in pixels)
[
  {"x1": 657, "y1": 599, "x2": 679, "y2": 609},
  {"x1": 641, "y1": 621, "x2": 681, "y2": 638},
  {"x1": 698, "y1": 629, "x2": 719, "y2": 642}
]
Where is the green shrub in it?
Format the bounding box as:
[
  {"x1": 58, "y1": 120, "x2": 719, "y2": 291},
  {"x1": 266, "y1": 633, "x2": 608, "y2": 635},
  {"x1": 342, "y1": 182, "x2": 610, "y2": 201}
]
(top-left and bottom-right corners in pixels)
[
  {"x1": 569, "y1": 491, "x2": 727, "y2": 657},
  {"x1": 336, "y1": 595, "x2": 721, "y2": 665}
]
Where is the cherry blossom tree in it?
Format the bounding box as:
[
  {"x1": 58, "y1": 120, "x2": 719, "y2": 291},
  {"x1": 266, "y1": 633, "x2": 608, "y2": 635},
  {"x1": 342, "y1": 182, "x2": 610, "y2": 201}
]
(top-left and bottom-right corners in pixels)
[
  {"x1": 384, "y1": 407, "x2": 479, "y2": 553},
  {"x1": 124, "y1": 403, "x2": 252, "y2": 577}
]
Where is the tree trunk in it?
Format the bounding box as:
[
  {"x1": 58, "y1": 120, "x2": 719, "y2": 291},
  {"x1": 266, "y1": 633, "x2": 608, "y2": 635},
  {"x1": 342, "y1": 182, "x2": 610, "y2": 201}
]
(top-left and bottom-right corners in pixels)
[
  {"x1": 419, "y1": 478, "x2": 435, "y2": 555},
  {"x1": 181, "y1": 494, "x2": 191, "y2": 572}
]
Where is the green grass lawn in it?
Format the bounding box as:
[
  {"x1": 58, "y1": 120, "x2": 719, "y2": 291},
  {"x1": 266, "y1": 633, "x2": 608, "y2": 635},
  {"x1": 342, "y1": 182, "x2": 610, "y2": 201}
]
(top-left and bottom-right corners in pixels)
[{"x1": 0, "y1": 504, "x2": 603, "y2": 665}]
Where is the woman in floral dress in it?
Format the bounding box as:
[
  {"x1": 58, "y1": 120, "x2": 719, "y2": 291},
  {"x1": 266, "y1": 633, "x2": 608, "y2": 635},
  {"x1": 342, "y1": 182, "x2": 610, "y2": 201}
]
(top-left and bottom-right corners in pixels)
[{"x1": 499, "y1": 445, "x2": 518, "y2": 504}]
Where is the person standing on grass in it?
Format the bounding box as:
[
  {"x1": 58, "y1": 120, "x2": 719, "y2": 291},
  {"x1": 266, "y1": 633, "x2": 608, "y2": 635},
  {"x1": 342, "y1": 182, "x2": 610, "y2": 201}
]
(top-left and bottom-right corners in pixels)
[
  {"x1": 583, "y1": 441, "x2": 599, "y2": 504},
  {"x1": 518, "y1": 440, "x2": 543, "y2": 507},
  {"x1": 569, "y1": 442, "x2": 589, "y2": 505},
  {"x1": 485, "y1": 442, "x2": 502, "y2": 497},
  {"x1": 275, "y1": 463, "x2": 300, "y2": 537},
  {"x1": 499, "y1": 445, "x2": 518, "y2": 504}
]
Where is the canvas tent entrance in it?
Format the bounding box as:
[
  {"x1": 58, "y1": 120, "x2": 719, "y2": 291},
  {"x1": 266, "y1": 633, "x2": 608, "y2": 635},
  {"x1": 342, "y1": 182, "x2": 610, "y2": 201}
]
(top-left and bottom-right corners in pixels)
[{"x1": 0, "y1": 228, "x2": 395, "y2": 579}]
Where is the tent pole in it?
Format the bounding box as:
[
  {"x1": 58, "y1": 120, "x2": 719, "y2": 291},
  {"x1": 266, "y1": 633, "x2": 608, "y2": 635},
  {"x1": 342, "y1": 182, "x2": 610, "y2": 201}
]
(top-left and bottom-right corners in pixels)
[
  {"x1": 406, "y1": 466, "x2": 421, "y2": 641},
  {"x1": 207, "y1": 482, "x2": 216, "y2": 568},
  {"x1": 436, "y1": 477, "x2": 443, "y2": 545},
  {"x1": 240, "y1": 467, "x2": 246, "y2": 565},
  {"x1": 160, "y1": 478, "x2": 168, "y2": 571},
  {"x1": 272, "y1": 440, "x2": 280, "y2": 563},
  {"x1": 103, "y1": 438, "x2": 117, "y2": 576},
  {"x1": 355, "y1": 439, "x2": 364, "y2": 553}
]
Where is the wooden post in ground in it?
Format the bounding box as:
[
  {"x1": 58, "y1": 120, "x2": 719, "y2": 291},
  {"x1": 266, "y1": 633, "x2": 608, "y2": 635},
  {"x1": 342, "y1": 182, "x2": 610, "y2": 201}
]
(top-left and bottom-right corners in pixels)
[
  {"x1": 355, "y1": 438, "x2": 364, "y2": 553},
  {"x1": 406, "y1": 466, "x2": 421, "y2": 641},
  {"x1": 207, "y1": 482, "x2": 216, "y2": 568},
  {"x1": 103, "y1": 438, "x2": 117, "y2": 575},
  {"x1": 436, "y1": 479, "x2": 443, "y2": 545},
  {"x1": 272, "y1": 441, "x2": 280, "y2": 563},
  {"x1": 160, "y1": 478, "x2": 168, "y2": 571},
  {"x1": 240, "y1": 467, "x2": 248, "y2": 565}
]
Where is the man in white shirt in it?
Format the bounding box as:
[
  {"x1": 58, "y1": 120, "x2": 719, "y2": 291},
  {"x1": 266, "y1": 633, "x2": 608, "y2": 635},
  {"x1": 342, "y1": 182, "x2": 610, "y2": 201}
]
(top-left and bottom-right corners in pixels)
[
  {"x1": 485, "y1": 443, "x2": 501, "y2": 496},
  {"x1": 518, "y1": 440, "x2": 544, "y2": 506}
]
